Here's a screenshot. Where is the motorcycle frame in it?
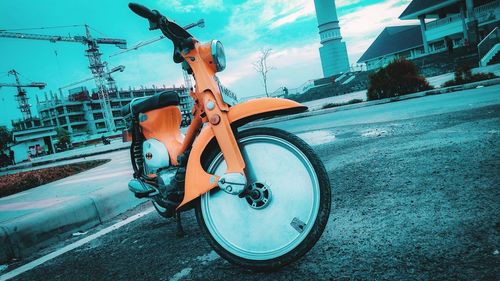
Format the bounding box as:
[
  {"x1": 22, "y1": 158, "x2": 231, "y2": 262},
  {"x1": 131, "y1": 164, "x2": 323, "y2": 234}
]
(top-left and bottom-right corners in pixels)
[{"x1": 145, "y1": 39, "x2": 307, "y2": 209}]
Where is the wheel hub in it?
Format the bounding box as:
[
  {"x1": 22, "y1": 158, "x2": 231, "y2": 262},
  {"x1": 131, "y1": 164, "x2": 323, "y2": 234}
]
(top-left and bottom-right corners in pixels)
[{"x1": 245, "y1": 182, "x2": 271, "y2": 209}]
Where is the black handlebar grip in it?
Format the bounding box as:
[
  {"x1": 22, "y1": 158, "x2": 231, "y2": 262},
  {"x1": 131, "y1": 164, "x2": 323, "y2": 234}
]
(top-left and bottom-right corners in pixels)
[{"x1": 129, "y1": 3, "x2": 159, "y2": 21}]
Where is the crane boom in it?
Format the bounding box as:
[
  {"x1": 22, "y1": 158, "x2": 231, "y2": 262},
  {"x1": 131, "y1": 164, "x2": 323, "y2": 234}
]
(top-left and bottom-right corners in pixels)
[
  {"x1": 58, "y1": 65, "x2": 125, "y2": 95},
  {"x1": 0, "y1": 82, "x2": 46, "y2": 89},
  {"x1": 0, "y1": 31, "x2": 126, "y2": 49},
  {"x1": 109, "y1": 19, "x2": 204, "y2": 58}
]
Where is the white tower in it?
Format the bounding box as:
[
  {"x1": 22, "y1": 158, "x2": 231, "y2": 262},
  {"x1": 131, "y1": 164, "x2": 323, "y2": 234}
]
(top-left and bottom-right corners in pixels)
[{"x1": 314, "y1": 0, "x2": 350, "y2": 77}]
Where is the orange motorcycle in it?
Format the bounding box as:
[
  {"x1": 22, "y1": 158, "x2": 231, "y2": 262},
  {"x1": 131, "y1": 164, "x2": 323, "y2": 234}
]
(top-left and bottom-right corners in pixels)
[{"x1": 123, "y1": 3, "x2": 331, "y2": 270}]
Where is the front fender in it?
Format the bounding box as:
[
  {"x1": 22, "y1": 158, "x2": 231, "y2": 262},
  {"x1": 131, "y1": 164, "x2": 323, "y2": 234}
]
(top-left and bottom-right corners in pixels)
[{"x1": 178, "y1": 98, "x2": 307, "y2": 209}]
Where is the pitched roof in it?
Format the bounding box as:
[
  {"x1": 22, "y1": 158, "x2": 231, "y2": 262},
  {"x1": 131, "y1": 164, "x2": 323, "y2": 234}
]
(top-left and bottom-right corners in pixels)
[
  {"x1": 357, "y1": 25, "x2": 423, "y2": 63},
  {"x1": 399, "y1": 0, "x2": 460, "y2": 20}
]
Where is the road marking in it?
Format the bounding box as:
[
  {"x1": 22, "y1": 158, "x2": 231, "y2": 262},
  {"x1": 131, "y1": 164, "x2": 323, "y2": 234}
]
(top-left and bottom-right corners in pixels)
[
  {"x1": 0, "y1": 207, "x2": 154, "y2": 281},
  {"x1": 169, "y1": 267, "x2": 192, "y2": 281},
  {"x1": 195, "y1": 250, "x2": 220, "y2": 265}
]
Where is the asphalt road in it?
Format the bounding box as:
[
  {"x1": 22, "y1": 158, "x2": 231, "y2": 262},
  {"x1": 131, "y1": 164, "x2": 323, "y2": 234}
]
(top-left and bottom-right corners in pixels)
[{"x1": 2, "y1": 86, "x2": 499, "y2": 280}]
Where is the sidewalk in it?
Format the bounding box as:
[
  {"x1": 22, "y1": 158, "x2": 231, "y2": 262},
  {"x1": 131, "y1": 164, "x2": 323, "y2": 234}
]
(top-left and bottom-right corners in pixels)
[
  {"x1": 0, "y1": 140, "x2": 131, "y2": 174},
  {"x1": 0, "y1": 149, "x2": 142, "y2": 263}
]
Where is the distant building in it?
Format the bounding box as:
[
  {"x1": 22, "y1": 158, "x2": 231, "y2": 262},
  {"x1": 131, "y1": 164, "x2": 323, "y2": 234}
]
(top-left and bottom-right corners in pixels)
[
  {"x1": 358, "y1": 25, "x2": 424, "y2": 70},
  {"x1": 10, "y1": 86, "x2": 192, "y2": 163},
  {"x1": 37, "y1": 86, "x2": 191, "y2": 137},
  {"x1": 359, "y1": 0, "x2": 500, "y2": 70},
  {"x1": 314, "y1": 0, "x2": 350, "y2": 77},
  {"x1": 10, "y1": 118, "x2": 56, "y2": 163}
]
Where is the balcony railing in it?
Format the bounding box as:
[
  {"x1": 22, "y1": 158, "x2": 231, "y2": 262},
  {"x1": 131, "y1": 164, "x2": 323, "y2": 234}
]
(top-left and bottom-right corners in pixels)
[
  {"x1": 475, "y1": 1, "x2": 499, "y2": 24},
  {"x1": 478, "y1": 27, "x2": 499, "y2": 61},
  {"x1": 426, "y1": 1, "x2": 499, "y2": 32},
  {"x1": 426, "y1": 14, "x2": 462, "y2": 30}
]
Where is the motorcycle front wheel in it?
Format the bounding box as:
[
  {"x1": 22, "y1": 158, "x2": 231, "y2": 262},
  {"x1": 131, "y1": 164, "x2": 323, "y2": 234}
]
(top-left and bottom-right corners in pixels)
[{"x1": 196, "y1": 127, "x2": 331, "y2": 270}]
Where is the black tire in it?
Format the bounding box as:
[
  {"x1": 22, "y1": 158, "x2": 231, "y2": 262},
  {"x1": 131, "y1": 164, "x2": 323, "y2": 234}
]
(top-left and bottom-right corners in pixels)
[{"x1": 195, "y1": 127, "x2": 331, "y2": 271}]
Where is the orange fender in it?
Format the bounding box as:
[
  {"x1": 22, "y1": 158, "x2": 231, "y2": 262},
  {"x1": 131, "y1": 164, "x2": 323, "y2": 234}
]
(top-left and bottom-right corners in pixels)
[{"x1": 178, "y1": 98, "x2": 307, "y2": 209}]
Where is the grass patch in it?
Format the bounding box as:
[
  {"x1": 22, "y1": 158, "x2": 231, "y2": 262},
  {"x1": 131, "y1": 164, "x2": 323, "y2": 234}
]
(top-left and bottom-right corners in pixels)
[
  {"x1": 0, "y1": 159, "x2": 110, "y2": 198},
  {"x1": 322, "y1": 98, "x2": 364, "y2": 109}
]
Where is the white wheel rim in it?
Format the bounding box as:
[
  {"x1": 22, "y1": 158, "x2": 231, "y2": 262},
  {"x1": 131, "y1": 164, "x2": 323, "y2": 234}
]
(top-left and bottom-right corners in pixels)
[{"x1": 200, "y1": 135, "x2": 320, "y2": 260}]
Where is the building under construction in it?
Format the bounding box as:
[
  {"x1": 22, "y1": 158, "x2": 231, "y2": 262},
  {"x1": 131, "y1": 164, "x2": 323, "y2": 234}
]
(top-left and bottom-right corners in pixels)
[{"x1": 10, "y1": 86, "x2": 193, "y2": 163}]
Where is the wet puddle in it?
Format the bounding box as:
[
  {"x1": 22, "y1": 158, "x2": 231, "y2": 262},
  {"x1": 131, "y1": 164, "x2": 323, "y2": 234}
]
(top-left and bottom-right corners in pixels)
[
  {"x1": 297, "y1": 130, "x2": 336, "y2": 145},
  {"x1": 361, "y1": 128, "x2": 389, "y2": 137}
]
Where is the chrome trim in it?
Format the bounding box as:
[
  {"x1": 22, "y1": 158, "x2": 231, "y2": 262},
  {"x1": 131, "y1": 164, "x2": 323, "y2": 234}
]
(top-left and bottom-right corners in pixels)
[
  {"x1": 128, "y1": 96, "x2": 149, "y2": 116},
  {"x1": 211, "y1": 39, "x2": 226, "y2": 72},
  {"x1": 218, "y1": 173, "x2": 247, "y2": 195}
]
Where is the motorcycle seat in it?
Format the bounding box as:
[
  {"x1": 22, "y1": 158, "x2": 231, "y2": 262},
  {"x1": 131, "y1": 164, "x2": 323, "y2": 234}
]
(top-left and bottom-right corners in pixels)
[{"x1": 121, "y1": 91, "x2": 180, "y2": 117}]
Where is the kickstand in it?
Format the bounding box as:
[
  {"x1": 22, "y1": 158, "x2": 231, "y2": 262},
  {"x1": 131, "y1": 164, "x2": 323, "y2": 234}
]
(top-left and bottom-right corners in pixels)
[{"x1": 175, "y1": 212, "x2": 185, "y2": 238}]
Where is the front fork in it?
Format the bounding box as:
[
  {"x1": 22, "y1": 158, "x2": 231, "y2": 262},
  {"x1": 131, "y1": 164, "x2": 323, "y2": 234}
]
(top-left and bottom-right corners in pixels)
[{"x1": 202, "y1": 93, "x2": 248, "y2": 195}]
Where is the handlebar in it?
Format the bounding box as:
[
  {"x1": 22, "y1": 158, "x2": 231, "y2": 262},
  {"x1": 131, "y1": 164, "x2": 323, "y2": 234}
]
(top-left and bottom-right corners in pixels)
[
  {"x1": 129, "y1": 2, "x2": 195, "y2": 64},
  {"x1": 128, "y1": 3, "x2": 159, "y2": 22}
]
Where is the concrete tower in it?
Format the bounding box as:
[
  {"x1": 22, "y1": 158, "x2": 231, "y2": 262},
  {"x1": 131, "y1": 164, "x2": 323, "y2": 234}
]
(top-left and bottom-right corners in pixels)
[{"x1": 314, "y1": 0, "x2": 350, "y2": 77}]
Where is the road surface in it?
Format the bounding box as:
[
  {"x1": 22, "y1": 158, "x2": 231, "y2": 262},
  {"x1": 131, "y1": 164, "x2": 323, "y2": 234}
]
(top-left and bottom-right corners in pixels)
[{"x1": 1, "y1": 85, "x2": 499, "y2": 280}]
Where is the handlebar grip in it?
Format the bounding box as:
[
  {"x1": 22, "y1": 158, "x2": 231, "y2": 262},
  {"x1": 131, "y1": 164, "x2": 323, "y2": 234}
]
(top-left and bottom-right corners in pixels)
[{"x1": 128, "y1": 3, "x2": 159, "y2": 21}]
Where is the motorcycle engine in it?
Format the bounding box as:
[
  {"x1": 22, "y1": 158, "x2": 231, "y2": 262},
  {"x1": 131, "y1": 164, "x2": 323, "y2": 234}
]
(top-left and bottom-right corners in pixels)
[{"x1": 142, "y1": 139, "x2": 170, "y2": 175}]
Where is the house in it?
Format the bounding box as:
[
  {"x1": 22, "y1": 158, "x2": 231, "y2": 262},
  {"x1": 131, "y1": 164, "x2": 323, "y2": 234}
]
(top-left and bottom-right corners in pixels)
[{"x1": 359, "y1": 0, "x2": 499, "y2": 70}]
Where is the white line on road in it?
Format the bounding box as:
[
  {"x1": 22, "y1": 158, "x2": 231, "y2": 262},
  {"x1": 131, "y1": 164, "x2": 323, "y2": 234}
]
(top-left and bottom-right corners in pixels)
[
  {"x1": 0, "y1": 207, "x2": 154, "y2": 281},
  {"x1": 169, "y1": 267, "x2": 192, "y2": 281}
]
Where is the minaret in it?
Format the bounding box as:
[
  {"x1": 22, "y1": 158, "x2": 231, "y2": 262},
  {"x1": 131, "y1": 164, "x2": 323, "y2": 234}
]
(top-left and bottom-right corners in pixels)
[{"x1": 314, "y1": 0, "x2": 350, "y2": 77}]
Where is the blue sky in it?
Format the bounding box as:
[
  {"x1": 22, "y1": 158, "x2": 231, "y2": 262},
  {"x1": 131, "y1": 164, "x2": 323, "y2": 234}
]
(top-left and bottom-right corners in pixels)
[{"x1": 0, "y1": 0, "x2": 415, "y2": 127}]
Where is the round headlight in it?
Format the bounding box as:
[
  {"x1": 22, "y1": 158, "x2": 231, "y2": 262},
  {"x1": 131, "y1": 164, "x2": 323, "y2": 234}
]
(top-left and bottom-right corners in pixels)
[{"x1": 211, "y1": 40, "x2": 226, "y2": 72}]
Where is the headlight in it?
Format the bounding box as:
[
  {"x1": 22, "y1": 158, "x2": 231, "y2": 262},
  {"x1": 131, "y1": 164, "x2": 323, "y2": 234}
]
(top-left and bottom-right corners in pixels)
[{"x1": 211, "y1": 40, "x2": 226, "y2": 72}]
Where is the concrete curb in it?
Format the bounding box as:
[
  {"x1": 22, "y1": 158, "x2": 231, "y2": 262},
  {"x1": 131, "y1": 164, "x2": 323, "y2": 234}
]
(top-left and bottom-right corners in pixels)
[
  {"x1": 0, "y1": 187, "x2": 143, "y2": 263},
  {"x1": 0, "y1": 144, "x2": 131, "y2": 173},
  {"x1": 248, "y1": 78, "x2": 500, "y2": 128}
]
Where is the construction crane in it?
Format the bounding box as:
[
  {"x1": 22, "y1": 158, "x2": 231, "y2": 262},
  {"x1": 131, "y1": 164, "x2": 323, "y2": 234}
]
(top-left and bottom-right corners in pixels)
[
  {"x1": 0, "y1": 70, "x2": 46, "y2": 120},
  {"x1": 58, "y1": 65, "x2": 125, "y2": 96},
  {"x1": 0, "y1": 25, "x2": 127, "y2": 132},
  {"x1": 109, "y1": 19, "x2": 204, "y2": 90},
  {"x1": 109, "y1": 19, "x2": 204, "y2": 59}
]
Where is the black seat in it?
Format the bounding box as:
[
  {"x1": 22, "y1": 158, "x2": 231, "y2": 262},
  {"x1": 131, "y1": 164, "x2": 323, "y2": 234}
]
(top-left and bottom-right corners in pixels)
[{"x1": 121, "y1": 91, "x2": 180, "y2": 117}]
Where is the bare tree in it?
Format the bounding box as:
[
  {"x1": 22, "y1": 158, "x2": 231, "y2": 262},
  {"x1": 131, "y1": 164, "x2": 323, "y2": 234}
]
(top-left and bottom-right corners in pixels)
[{"x1": 253, "y1": 48, "x2": 274, "y2": 97}]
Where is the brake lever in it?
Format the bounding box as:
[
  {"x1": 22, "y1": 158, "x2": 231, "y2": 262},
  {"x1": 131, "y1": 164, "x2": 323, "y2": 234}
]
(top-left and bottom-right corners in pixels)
[
  {"x1": 147, "y1": 11, "x2": 161, "y2": 30},
  {"x1": 148, "y1": 20, "x2": 160, "y2": 30}
]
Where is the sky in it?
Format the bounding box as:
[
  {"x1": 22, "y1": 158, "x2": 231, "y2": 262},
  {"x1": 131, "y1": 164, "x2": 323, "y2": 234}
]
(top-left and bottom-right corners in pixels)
[{"x1": 0, "y1": 0, "x2": 416, "y2": 127}]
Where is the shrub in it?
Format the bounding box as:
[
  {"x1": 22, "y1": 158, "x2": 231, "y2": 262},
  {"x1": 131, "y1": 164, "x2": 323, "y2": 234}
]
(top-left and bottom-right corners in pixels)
[
  {"x1": 442, "y1": 65, "x2": 498, "y2": 87},
  {"x1": 367, "y1": 58, "x2": 433, "y2": 101},
  {"x1": 0, "y1": 126, "x2": 11, "y2": 151},
  {"x1": 321, "y1": 98, "x2": 364, "y2": 109},
  {"x1": 0, "y1": 159, "x2": 110, "y2": 198},
  {"x1": 56, "y1": 128, "x2": 71, "y2": 149}
]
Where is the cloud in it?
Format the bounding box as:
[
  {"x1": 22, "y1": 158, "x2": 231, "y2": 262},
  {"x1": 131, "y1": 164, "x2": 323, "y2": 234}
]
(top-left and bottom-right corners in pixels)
[
  {"x1": 156, "y1": 0, "x2": 225, "y2": 13},
  {"x1": 225, "y1": 0, "x2": 316, "y2": 41},
  {"x1": 336, "y1": 0, "x2": 363, "y2": 8},
  {"x1": 115, "y1": 0, "x2": 418, "y2": 98},
  {"x1": 113, "y1": 51, "x2": 184, "y2": 90},
  {"x1": 218, "y1": 42, "x2": 322, "y2": 98}
]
